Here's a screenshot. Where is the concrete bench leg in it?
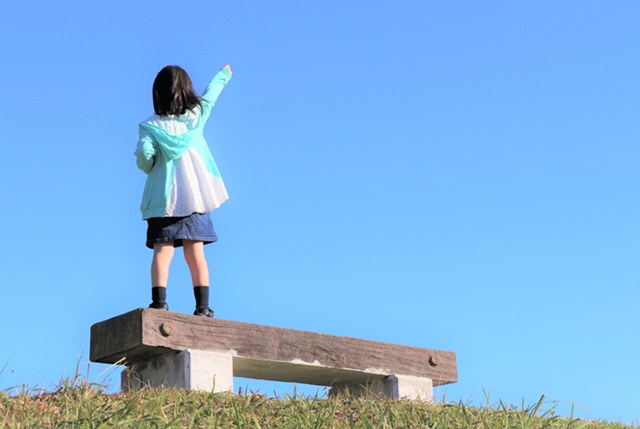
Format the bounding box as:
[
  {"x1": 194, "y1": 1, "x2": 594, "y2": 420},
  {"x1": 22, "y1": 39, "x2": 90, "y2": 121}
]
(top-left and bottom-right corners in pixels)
[
  {"x1": 330, "y1": 375, "x2": 433, "y2": 402},
  {"x1": 121, "y1": 350, "x2": 233, "y2": 393}
]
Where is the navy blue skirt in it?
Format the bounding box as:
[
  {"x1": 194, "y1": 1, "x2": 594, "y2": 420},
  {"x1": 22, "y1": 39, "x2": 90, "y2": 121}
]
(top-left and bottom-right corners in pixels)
[{"x1": 146, "y1": 212, "x2": 218, "y2": 249}]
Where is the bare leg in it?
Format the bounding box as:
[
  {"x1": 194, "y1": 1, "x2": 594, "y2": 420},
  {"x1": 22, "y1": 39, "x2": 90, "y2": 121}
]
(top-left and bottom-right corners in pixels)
[
  {"x1": 152, "y1": 242, "x2": 175, "y2": 287},
  {"x1": 183, "y1": 240, "x2": 210, "y2": 286}
]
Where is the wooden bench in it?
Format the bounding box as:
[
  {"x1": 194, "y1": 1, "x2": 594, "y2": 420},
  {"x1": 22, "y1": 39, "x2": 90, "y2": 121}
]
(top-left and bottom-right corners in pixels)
[{"x1": 90, "y1": 308, "x2": 457, "y2": 401}]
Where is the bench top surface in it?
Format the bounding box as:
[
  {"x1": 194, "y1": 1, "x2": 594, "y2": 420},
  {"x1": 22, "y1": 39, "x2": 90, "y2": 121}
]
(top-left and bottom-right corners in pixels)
[{"x1": 90, "y1": 308, "x2": 457, "y2": 386}]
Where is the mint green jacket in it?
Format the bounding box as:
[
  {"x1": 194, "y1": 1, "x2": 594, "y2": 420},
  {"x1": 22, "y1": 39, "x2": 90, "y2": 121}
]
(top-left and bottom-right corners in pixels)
[{"x1": 135, "y1": 67, "x2": 231, "y2": 220}]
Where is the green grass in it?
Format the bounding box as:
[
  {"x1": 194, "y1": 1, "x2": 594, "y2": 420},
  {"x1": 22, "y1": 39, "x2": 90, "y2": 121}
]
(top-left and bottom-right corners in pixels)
[{"x1": 0, "y1": 370, "x2": 636, "y2": 428}]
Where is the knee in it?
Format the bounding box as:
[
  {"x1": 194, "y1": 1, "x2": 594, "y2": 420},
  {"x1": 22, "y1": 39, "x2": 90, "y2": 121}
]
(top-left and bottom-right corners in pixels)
[
  {"x1": 184, "y1": 244, "x2": 205, "y2": 265},
  {"x1": 184, "y1": 250, "x2": 204, "y2": 265},
  {"x1": 154, "y1": 244, "x2": 175, "y2": 260}
]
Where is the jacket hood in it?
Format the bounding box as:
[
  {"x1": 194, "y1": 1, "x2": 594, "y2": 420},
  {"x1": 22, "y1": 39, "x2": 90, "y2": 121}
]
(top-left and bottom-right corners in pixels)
[{"x1": 139, "y1": 122, "x2": 203, "y2": 161}]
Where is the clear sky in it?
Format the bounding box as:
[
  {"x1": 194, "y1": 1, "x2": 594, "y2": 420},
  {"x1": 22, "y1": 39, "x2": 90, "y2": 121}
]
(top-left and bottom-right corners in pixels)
[{"x1": 1, "y1": 0, "x2": 638, "y2": 424}]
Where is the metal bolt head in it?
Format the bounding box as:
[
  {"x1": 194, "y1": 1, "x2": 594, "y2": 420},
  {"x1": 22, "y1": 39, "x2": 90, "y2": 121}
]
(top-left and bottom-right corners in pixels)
[
  {"x1": 429, "y1": 355, "x2": 438, "y2": 366},
  {"x1": 159, "y1": 323, "x2": 172, "y2": 337}
]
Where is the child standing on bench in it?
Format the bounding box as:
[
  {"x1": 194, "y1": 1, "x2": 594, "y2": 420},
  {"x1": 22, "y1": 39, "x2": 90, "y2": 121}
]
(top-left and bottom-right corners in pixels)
[{"x1": 134, "y1": 65, "x2": 232, "y2": 317}]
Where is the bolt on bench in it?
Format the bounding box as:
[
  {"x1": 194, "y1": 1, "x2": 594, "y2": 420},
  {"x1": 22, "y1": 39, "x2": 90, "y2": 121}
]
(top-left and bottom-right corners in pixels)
[{"x1": 90, "y1": 308, "x2": 457, "y2": 401}]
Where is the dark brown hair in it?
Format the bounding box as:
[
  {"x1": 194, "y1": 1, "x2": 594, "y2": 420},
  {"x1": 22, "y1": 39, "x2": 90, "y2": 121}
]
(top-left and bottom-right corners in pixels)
[{"x1": 152, "y1": 66, "x2": 203, "y2": 117}]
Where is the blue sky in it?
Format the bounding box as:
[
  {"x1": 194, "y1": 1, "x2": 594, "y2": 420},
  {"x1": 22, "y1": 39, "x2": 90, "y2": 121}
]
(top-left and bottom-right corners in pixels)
[{"x1": 1, "y1": 0, "x2": 639, "y2": 424}]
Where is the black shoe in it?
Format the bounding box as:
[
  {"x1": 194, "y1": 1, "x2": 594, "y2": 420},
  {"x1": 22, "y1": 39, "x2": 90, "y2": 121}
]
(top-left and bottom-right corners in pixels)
[
  {"x1": 194, "y1": 306, "x2": 214, "y2": 317},
  {"x1": 149, "y1": 302, "x2": 169, "y2": 310}
]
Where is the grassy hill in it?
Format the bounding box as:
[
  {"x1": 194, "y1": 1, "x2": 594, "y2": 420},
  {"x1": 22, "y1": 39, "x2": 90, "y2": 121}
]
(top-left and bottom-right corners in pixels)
[{"x1": 1, "y1": 375, "x2": 636, "y2": 428}]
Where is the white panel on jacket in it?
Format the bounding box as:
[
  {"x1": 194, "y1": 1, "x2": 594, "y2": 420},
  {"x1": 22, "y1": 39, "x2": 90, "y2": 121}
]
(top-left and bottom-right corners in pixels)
[{"x1": 165, "y1": 148, "x2": 228, "y2": 217}]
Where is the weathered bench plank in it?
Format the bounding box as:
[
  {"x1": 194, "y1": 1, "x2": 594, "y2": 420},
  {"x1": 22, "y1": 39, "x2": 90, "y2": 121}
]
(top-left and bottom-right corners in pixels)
[{"x1": 91, "y1": 308, "x2": 457, "y2": 387}]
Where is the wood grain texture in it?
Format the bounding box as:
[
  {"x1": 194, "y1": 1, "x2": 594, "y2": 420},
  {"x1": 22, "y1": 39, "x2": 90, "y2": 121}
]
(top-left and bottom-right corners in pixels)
[
  {"x1": 90, "y1": 309, "x2": 143, "y2": 363},
  {"x1": 90, "y1": 308, "x2": 457, "y2": 385}
]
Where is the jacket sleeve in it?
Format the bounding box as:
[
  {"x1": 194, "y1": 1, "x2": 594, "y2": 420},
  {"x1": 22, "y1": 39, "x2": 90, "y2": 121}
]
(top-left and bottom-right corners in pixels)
[
  {"x1": 200, "y1": 67, "x2": 232, "y2": 113},
  {"x1": 135, "y1": 126, "x2": 156, "y2": 174}
]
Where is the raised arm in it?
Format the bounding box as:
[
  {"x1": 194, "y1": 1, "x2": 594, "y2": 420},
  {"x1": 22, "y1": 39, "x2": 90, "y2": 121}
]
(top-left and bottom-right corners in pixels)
[
  {"x1": 135, "y1": 126, "x2": 156, "y2": 174},
  {"x1": 201, "y1": 65, "x2": 232, "y2": 111}
]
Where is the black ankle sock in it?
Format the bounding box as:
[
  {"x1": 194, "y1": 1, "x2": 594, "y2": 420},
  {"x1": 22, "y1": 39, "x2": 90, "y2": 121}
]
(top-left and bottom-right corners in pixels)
[
  {"x1": 194, "y1": 286, "x2": 209, "y2": 309},
  {"x1": 152, "y1": 287, "x2": 166, "y2": 304}
]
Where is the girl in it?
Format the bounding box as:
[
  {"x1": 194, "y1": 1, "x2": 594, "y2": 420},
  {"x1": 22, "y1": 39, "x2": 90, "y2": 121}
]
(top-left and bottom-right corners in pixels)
[{"x1": 135, "y1": 64, "x2": 232, "y2": 317}]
